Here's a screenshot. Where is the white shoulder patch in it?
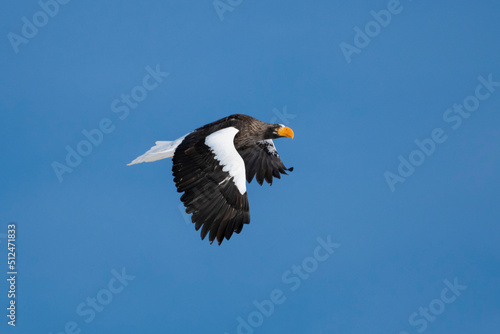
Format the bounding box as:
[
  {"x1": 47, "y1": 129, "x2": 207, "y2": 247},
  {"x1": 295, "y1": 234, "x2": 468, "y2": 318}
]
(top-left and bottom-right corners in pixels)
[
  {"x1": 205, "y1": 127, "x2": 246, "y2": 195},
  {"x1": 259, "y1": 139, "x2": 278, "y2": 156}
]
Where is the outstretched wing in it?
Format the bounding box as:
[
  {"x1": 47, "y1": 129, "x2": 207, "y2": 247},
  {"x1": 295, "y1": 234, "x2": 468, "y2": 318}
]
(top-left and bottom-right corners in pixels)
[
  {"x1": 238, "y1": 139, "x2": 293, "y2": 186},
  {"x1": 172, "y1": 127, "x2": 250, "y2": 245}
]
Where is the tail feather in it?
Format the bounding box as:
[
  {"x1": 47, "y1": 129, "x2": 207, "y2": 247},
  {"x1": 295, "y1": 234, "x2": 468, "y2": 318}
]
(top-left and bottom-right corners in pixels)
[{"x1": 127, "y1": 134, "x2": 187, "y2": 166}]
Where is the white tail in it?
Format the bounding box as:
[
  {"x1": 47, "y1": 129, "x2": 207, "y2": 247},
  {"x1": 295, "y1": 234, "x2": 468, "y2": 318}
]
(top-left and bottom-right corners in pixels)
[{"x1": 127, "y1": 134, "x2": 187, "y2": 166}]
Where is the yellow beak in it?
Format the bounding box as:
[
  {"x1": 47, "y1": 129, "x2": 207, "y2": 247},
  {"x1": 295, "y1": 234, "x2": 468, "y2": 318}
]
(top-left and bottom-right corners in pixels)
[{"x1": 277, "y1": 126, "x2": 294, "y2": 139}]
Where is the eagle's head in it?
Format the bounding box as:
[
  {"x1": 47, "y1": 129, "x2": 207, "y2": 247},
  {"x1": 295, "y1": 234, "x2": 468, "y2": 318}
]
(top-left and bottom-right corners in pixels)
[{"x1": 268, "y1": 124, "x2": 294, "y2": 140}]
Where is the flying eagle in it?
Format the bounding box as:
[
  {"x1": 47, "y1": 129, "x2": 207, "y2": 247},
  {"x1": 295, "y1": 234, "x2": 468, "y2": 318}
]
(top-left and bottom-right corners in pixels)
[{"x1": 128, "y1": 114, "x2": 294, "y2": 245}]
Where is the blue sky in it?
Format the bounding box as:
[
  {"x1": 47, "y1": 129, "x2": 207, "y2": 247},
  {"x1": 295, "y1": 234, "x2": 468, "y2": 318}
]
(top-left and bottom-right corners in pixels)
[{"x1": 1, "y1": 1, "x2": 499, "y2": 333}]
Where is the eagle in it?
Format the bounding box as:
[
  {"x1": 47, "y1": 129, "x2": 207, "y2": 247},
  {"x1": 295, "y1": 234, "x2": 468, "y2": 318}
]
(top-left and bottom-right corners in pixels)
[{"x1": 128, "y1": 114, "x2": 294, "y2": 245}]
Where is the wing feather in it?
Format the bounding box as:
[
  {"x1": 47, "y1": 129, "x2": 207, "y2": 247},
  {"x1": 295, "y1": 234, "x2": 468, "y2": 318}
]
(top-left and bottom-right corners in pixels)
[
  {"x1": 238, "y1": 139, "x2": 293, "y2": 186},
  {"x1": 172, "y1": 128, "x2": 250, "y2": 245}
]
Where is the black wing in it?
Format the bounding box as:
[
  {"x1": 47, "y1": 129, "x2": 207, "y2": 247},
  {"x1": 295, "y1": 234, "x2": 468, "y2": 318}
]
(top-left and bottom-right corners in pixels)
[
  {"x1": 172, "y1": 132, "x2": 250, "y2": 245},
  {"x1": 238, "y1": 140, "x2": 293, "y2": 186}
]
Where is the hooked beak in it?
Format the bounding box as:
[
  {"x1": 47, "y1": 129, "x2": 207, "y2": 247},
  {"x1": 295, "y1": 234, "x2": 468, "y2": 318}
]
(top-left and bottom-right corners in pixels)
[{"x1": 277, "y1": 126, "x2": 294, "y2": 139}]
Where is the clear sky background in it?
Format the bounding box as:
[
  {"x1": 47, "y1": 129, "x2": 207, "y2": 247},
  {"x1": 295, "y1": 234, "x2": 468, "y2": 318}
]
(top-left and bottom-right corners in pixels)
[{"x1": 1, "y1": 1, "x2": 499, "y2": 333}]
